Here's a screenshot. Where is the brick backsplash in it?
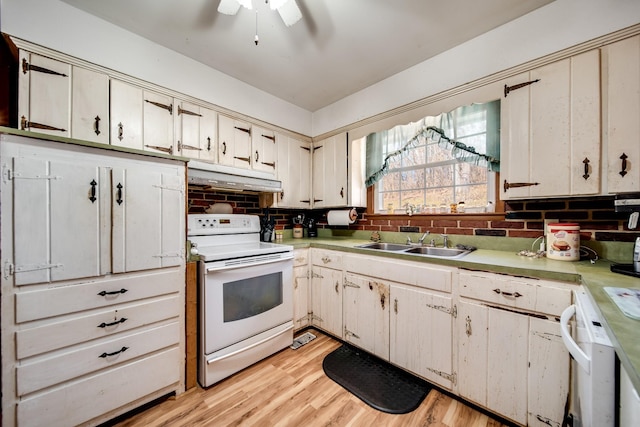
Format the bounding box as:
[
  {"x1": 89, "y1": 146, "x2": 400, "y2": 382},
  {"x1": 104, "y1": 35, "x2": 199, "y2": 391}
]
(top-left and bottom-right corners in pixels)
[{"x1": 187, "y1": 189, "x2": 640, "y2": 243}]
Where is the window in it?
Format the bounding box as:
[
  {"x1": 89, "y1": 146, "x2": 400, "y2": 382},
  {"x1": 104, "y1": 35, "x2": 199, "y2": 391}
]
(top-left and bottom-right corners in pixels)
[{"x1": 369, "y1": 101, "x2": 499, "y2": 214}]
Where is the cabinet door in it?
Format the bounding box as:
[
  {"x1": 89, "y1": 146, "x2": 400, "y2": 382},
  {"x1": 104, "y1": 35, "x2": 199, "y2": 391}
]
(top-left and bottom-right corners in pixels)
[
  {"x1": 112, "y1": 164, "x2": 184, "y2": 273},
  {"x1": 391, "y1": 284, "x2": 454, "y2": 389},
  {"x1": 143, "y1": 90, "x2": 174, "y2": 155},
  {"x1": 277, "y1": 136, "x2": 311, "y2": 208},
  {"x1": 18, "y1": 51, "x2": 70, "y2": 137},
  {"x1": 457, "y1": 300, "x2": 488, "y2": 405},
  {"x1": 293, "y1": 263, "x2": 309, "y2": 330},
  {"x1": 606, "y1": 35, "x2": 640, "y2": 193},
  {"x1": 11, "y1": 154, "x2": 105, "y2": 285},
  {"x1": 199, "y1": 106, "x2": 217, "y2": 163},
  {"x1": 176, "y1": 101, "x2": 203, "y2": 160},
  {"x1": 218, "y1": 115, "x2": 252, "y2": 168},
  {"x1": 501, "y1": 51, "x2": 600, "y2": 199},
  {"x1": 252, "y1": 126, "x2": 277, "y2": 174},
  {"x1": 528, "y1": 318, "x2": 569, "y2": 427},
  {"x1": 310, "y1": 265, "x2": 343, "y2": 338},
  {"x1": 343, "y1": 274, "x2": 389, "y2": 360},
  {"x1": 71, "y1": 66, "x2": 109, "y2": 144},
  {"x1": 487, "y1": 307, "x2": 529, "y2": 425},
  {"x1": 110, "y1": 79, "x2": 143, "y2": 150},
  {"x1": 312, "y1": 133, "x2": 348, "y2": 208}
]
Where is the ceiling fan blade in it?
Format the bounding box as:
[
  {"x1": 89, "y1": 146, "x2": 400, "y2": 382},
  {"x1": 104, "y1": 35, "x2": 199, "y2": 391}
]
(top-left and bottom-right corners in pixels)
[
  {"x1": 217, "y1": 0, "x2": 241, "y2": 15},
  {"x1": 276, "y1": 0, "x2": 302, "y2": 27}
]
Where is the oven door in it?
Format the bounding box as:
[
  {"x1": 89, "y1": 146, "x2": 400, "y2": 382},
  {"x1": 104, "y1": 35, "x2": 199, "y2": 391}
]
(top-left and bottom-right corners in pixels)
[{"x1": 201, "y1": 254, "x2": 293, "y2": 355}]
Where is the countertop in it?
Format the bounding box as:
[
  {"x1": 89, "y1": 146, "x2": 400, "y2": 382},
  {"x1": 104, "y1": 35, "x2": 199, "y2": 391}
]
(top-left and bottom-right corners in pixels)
[{"x1": 284, "y1": 235, "x2": 640, "y2": 392}]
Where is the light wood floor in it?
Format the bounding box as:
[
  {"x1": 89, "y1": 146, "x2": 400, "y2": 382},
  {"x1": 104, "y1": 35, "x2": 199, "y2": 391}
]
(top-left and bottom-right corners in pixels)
[{"x1": 111, "y1": 330, "x2": 513, "y2": 427}]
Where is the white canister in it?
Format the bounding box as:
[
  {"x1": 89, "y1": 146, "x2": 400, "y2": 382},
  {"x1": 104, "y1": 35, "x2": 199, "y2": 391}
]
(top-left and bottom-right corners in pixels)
[{"x1": 547, "y1": 223, "x2": 580, "y2": 261}]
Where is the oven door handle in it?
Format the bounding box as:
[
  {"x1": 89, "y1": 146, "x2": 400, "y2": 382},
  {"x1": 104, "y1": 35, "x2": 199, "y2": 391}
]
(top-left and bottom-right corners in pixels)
[
  {"x1": 205, "y1": 254, "x2": 293, "y2": 272},
  {"x1": 560, "y1": 304, "x2": 591, "y2": 374},
  {"x1": 206, "y1": 324, "x2": 294, "y2": 365}
]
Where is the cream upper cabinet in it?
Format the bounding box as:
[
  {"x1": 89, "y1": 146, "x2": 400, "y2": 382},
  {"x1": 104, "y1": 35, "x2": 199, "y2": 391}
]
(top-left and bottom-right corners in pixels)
[
  {"x1": 276, "y1": 135, "x2": 312, "y2": 208},
  {"x1": 252, "y1": 126, "x2": 278, "y2": 174},
  {"x1": 343, "y1": 273, "x2": 390, "y2": 361},
  {"x1": 71, "y1": 66, "x2": 109, "y2": 144},
  {"x1": 18, "y1": 51, "x2": 71, "y2": 137},
  {"x1": 605, "y1": 35, "x2": 640, "y2": 194},
  {"x1": 500, "y1": 50, "x2": 601, "y2": 199},
  {"x1": 143, "y1": 90, "x2": 175, "y2": 155},
  {"x1": 175, "y1": 100, "x2": 217, "y2": 162},
  {"x1": 312, "y1": 132, "x2": 348, "y2": 208},
  {"x1": 110, "y1": 79, "x2": 143, "y2": 150},
  {"x1": 218, "y1": 114, "x2": 252, "y2": 169}
]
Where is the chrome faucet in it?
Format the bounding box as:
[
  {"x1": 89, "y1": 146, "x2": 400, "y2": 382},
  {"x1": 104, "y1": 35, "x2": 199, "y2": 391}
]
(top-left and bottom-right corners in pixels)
[
  {"x1": 406, "y1": 235, "x2": 413, "y2": 245},
  {"x1": 418, "y1": 231, "x2": 430, "y2": 245},
  {"x1": 441, "y1": 234, "x2": 449, "y2": 248}
]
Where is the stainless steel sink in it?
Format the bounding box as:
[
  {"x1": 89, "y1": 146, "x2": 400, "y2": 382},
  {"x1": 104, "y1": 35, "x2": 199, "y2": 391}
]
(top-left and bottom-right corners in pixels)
[
  {"x1": 404, "y1": 246, "x2": 470, "y2": 258},
  {"x1": 355, "y1": 242, "x2": 412, "y2": 251},
  {"x1": 355, "y1": 242, "x2": 471, "y2": 259}
]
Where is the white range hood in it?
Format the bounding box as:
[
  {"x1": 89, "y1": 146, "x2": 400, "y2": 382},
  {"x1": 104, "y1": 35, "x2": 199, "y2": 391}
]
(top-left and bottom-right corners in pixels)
[{"x1": 187, "y1": 160, "x2": 282, "y2": 193}]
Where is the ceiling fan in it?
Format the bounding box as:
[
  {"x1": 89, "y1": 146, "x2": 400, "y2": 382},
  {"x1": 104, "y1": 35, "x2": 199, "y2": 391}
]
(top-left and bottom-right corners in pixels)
[{"x1": 217, "y1": 0, "x2": 302, "y2": 27}]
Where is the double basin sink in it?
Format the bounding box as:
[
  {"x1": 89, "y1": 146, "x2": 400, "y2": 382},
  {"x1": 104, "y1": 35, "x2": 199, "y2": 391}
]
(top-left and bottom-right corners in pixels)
[{"x1": 355, "y1": 242, "x2": 470, "y2": 259}]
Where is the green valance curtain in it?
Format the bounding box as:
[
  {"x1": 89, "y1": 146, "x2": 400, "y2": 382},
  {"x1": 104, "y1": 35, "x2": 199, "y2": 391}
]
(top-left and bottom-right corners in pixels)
[{"x1": 365, "y1": 100, "x2": 500, "y2": 187}]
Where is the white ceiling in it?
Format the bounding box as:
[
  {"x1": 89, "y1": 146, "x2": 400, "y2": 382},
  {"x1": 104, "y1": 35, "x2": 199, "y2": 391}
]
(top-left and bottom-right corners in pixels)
[{"x1": 59, "y1": 0, "x2": 553, "y2": 112}]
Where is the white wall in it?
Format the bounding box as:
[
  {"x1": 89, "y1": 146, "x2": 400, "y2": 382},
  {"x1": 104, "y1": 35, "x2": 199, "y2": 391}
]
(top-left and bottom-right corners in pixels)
[
  {"x1": 0, "y1": 0, "x2": 314, "y2": 136},
  {"x1": 312, "y1": 0, "x2": 640, "y2": 136},
  {"x1": 2, "y1": 0, "x2": 640, "y2": 138}
]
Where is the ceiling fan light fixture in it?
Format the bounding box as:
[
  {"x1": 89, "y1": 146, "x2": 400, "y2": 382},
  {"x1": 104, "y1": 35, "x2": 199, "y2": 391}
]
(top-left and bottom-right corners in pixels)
[
  {"x1": 268, "y1": 0, "x2": 288, "y2": 10},
  {"x1": 276, "y1": 0, "x2": 302, "y2": 27},
  {"x1": 217, "y1": 0, "x2": 242, "y2": 15}
]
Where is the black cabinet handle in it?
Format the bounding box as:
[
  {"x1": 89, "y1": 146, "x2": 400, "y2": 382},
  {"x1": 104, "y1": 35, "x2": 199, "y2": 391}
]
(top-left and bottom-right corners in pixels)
[
  {"x1": 620, "y1": 153, "x2": 628, "y2": 177},
  {"x1": 117, "y1": 123, "x2": 124, "y2": 141},
  {"x1": 98, "y1": 317, "x2": 127, "y2": 328},
  {"x1": 222, "y1": 141, "x2": 227, "y2": 155},
  {"x1": 99, "y1": 346, "x2": 129, "y2": 358},
  {"x1": 97, "y1": 288, "x2": 128, "y2": 297},
  {"x1": 582, "y1": 157, "x2": 590, "y2": 180},
  {"x1": 493, "y1": 288, "x2": 522, "y2": 298},
  {"x1": 94, "y1": 115, "x2": 101, "y2": 136},
  {"x1": 207, "y1": 137, "x2": 211, "y2": 151},
  {"x1": 89, "y1": 179, "x2": 97, "y2": 203},
  {"x1": 116, "y1": 183, "x2": 123, "y2": 205}
]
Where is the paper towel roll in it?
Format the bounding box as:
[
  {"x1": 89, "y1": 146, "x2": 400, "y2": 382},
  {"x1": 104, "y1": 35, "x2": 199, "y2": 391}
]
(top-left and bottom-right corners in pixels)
[{"x1": 327, "y1": 209, "x2": 358, "y2": 226}]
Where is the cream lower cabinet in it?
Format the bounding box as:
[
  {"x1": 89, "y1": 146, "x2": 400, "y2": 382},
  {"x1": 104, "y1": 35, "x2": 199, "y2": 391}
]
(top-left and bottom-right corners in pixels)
[
  {"x1": 343, "y1": 253, "x2": 456, "y2": 390},
  {"x1": 343, "y1": 273, "x2": 390, "y2": 361},
  {"x1": 1, "y1": 133, "x2": 186, "y2": 427},
  {"x1": 292, "y1": 249, "x2": 310, "y2": 331},
  {"x1": 457, "y1": 270, "x2": 571, "y2": 427},
  {"x1": 310, "y1": 249, "x2": 343, "y2": 338},
  {"x1": 390, "y1": 283, "x2": 455, "y2": 390}
]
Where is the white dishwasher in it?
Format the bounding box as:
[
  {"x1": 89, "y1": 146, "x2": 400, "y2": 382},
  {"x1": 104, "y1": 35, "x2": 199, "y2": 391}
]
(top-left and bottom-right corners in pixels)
[{"x1": 560, "y1": 289, "x2": 615, "y2": 427}]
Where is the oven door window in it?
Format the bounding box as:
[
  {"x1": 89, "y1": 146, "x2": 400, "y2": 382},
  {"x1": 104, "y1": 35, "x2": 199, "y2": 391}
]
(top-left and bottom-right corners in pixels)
[{"x1": 223, "y1": 271, "x2": 283, "y2": 322}]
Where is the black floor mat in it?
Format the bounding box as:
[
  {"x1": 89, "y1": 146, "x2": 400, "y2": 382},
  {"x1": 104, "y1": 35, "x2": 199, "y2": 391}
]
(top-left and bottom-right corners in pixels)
[{"x1": 322, "y1": 344, "x2": 431, "y2": 414}]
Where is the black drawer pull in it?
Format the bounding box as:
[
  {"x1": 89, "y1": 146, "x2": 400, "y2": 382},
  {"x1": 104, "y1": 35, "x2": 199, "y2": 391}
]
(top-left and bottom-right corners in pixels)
[
  {"x1": 98, "y1": 288, "x2": 128, "y2": 297},
  {"x1": 493, "y1": 288, "x2": 522, "y2": 298},
  {"x1": 99, "y1": 346, "x2": 129, "y2": 358},
  {"x1": 98, "y1": 317, "x2": 127, "y2": 328}
]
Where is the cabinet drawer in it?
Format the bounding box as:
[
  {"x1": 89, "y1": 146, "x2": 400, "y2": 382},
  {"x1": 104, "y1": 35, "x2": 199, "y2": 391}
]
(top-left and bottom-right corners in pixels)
[
  {"x1": 460, "y1": 271, "x2": 537, "y2": 311},
  {"x1": 17, "y1": 322, "x2": 180, "y2": 396},
  {"x1": 16, "y1": 295, "x2": 180, "y2": 359},
  {"x1": 311, "y1": 249, "x2": 343, "y2": 269},
  {"x1": 17, "y1": 347, "x2": 181, "y2": 427},
  {"x1": 459, "y1": 271, "x2": 573, "y2": 316},
  {"x1": 293, "y1": 249, "x2": 308, "y2": 267},
  {"x1": 16, "y1": 268, "x2": 182, "y2": 323},
  {"x1": 344, "y1": 254, "x2": 453, "y2": 293}
]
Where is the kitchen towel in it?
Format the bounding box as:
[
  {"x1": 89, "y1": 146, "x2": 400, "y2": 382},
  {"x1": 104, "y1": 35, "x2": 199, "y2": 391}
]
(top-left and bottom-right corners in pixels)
[{"x1": 327, "y1": 209, "x2": 358, "y2": 226}]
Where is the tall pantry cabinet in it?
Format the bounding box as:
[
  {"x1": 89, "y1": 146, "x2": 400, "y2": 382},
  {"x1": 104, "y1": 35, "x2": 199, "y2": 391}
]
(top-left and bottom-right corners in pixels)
[{"x1": 0, "y1": 132, "x2": 187, "y2": 427}]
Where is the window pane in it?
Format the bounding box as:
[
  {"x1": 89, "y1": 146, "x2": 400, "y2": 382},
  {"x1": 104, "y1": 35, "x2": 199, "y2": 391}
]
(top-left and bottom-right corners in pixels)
[
  {"x1": 427, "y1": 142, "x2": 453, "y2": 162},
  {"x1": 455, "y1": 162, "x2": 487, "y2": 185},
  {"x1": 426, "y1": 188, "x2": 454, "y2": 206},
  {"x1": 455, "y1": 184, "x2": 487, "y2": 208},
  {"x1": 380, "y1": 192, "x2": 400, "y2": 212},
  {"x1": 426, "y1": 165, "x2": 453, "y2": 187},
  {"x1": 401, "y1": 169, "x2": 425, "y2": 189},
  {"x1": 381, "y1": 171, "x2": 401, "y2": 191},
  {"x1": 403, "y1": 144, "x2": 426, "y2": 167}
]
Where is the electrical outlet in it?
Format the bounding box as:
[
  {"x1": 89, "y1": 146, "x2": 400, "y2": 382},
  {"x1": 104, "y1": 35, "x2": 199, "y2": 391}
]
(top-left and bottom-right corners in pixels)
[{"x1": 544, "y1": 219, "x2": 558, "y2": 236}]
